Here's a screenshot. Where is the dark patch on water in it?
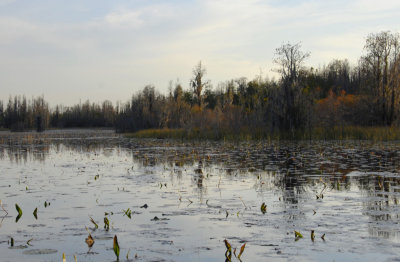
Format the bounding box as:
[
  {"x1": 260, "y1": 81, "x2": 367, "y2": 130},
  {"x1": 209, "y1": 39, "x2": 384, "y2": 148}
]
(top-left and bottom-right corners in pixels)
[{"x1": 23, "y1": 248, "x2": 58, "y2": 255}]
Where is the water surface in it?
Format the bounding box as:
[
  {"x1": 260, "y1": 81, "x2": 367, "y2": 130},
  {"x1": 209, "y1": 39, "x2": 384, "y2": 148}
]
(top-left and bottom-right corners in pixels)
[{"x1": 0, "y1": 130, "x2": 399, "y2": 261}]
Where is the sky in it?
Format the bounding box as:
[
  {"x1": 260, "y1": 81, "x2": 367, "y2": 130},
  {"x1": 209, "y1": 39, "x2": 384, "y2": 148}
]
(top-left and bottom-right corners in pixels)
[{"x1": 0, "y1": 0, "x2": 399, "y2": 106}]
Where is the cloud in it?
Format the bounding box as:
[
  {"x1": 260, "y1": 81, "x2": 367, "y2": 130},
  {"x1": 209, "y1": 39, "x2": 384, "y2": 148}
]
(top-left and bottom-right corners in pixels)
[
  {"x1": 1, "y1": 0, "x2": 400, "y2": 105},
  {"x1": 102, "y1": 4, "x2": 179, "y2": 30},
  {"x1": 104, "y1": 9, "x2": 143, "y2": 28}
]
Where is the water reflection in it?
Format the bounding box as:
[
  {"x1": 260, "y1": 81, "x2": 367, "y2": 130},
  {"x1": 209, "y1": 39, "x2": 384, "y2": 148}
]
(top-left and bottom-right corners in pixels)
[{"x1": 1, "y1": 132, "x2": 400, "y2": 260}]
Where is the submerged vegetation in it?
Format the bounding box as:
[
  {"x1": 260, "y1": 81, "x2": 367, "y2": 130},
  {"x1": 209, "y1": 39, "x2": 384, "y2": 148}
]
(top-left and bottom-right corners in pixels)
[{"x1": 1, "y1": 31, "x2": 400, "y2": 140}]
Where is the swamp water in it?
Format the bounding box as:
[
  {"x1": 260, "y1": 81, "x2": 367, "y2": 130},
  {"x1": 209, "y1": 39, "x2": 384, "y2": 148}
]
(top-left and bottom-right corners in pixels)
[{"x1": 0, "y1": 130, "x2": 400, "y2": 261}]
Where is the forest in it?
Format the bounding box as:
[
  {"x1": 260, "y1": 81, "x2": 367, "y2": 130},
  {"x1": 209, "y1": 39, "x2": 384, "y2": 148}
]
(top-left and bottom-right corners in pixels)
[{"x1": 1, "y1": 31, "x2": 399, "y2": 139}]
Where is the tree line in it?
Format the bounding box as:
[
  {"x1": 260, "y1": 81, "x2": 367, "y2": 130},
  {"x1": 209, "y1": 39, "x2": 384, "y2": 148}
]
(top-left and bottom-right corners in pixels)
[{"x1": 0, "y1": 31, "x2": 399, "y2": 137}]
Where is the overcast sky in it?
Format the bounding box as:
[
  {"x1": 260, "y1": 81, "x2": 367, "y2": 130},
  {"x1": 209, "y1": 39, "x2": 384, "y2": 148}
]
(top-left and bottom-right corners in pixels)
[{"x1": 1, "y1": 0, "x2": 399, "y2": 106}]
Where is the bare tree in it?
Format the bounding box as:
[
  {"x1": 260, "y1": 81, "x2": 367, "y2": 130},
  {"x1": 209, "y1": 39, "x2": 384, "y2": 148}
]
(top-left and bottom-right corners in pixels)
[
  {"x1": 362, "y1": 31, "x2": 400, "y2": 125},
  {"x1": 274, "y1": 42, "x2": 310, "y2": 84},
  {"x1": 190, "y1": 61, "x2": 210, "y2": 106},
  {"x1": 273, "y1": 42, "x2": 310, "y2": 131}
]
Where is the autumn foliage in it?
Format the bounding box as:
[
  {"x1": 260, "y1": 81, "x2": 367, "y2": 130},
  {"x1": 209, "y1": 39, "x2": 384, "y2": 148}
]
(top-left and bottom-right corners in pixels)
[{"x1": 0, "y1": 31, "x2": 399, "y2": 138}]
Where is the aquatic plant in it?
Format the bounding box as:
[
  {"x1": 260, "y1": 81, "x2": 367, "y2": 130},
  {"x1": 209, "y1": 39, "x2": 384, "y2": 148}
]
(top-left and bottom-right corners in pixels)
[
  {"x1": 238, "y1": 243, "x2": 246, "y2": 260},
  {"x1": 33, "y1": 208, "x2": 38, "y2": 219},
  {"x1": 123, "y1": 208, "x2": 132, "y2": 219},
  {"x1": 26, "y1": 239, "x2": 33, "y2": 246},
  {"x1": 260, "y1": 202, "x2": 267, "y2": 214},
  {"x1": 104, "y1": 217, "x2": 110, "y2": 231},
  {"x1": 316, "y1": 180, "x2": 327, "y2": 199},
  {"x1": 224, "y1": 239, "x2": 246, "y2": 261},
  {"x1": 0, "y1": 200, "x2": 8, "y2": 215},
  {"x1": 89, "y1": 216, "x2": 98, "y2": 229},
  {"x1": 126, "y1": 128, "x2": 186, "y2": 139},
  {"x1": 239, "y1": 197, "x2": 248, "y2": 210},
  {"x1": 85, "y1": 233, "x2": 94, "y2": 248},
  {"x1": 224, "y1": 239, "x2": 232, "y2": 260},
  {"x1": 113, "y1": 235, "x2": 120, "y2": 261},
  {"x1": 15, "y1": 204, "x2": 22, "y2": 222},
  {"x1": 295, "y1": 231, "x2": 303, "y2": 241}
]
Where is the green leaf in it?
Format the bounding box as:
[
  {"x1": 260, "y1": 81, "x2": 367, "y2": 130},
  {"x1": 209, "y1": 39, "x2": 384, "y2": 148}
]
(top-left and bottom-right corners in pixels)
[
  {"x1": 123, "y1": 208, "x2": 132, "y2": 219},
  {"x1": 33, "y1": 208, "x2": 38, "y2": 220},
  {"x1": 113, "y1": 235, "x2": 120, "y2": 260},
  {"x1": 15, "y1": 204, "x2": 22, "y2": 216},
  {"x1": 260, "y1": 202, "x2": 267, "y2": 214},
  {"x1": 295, "y1": 230, "x2": 303, "y2": 239},
  {"x1": 15, "y1": 204, "x2": 22, "y2": 222}
]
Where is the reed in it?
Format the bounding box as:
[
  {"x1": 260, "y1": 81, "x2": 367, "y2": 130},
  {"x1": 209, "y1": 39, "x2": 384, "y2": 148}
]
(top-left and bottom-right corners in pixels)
[{"x1": 124, "y1": 126, "x2": 400, "y2": 141}]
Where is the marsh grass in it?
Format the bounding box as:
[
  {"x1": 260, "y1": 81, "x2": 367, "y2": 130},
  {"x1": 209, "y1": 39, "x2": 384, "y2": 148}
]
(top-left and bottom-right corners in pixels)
[
  {"x1": 125, "y1": 126, "x2": 400, "y2": 141},
  {"x1": 311, "y1": 126, "x2": 400, "y2": 141},
  {"x1": 125, "y1": 128, "x2": 187, "y2": 139}
]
